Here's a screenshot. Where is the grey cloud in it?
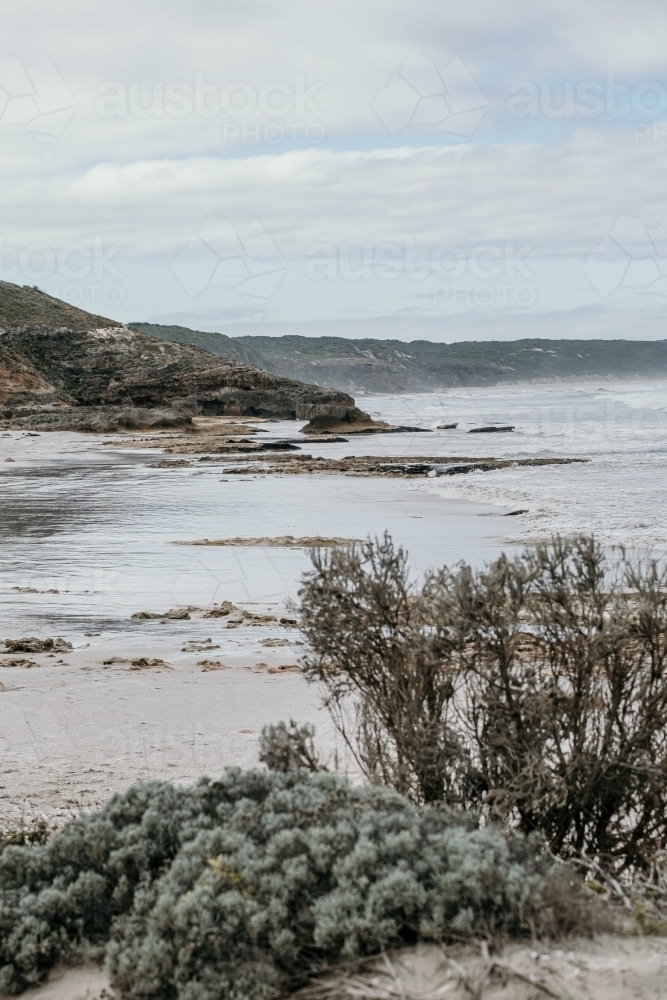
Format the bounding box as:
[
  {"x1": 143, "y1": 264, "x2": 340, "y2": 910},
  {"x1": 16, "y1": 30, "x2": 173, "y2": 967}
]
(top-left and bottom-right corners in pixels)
[
  {"x1": 5, "y1": 0, "x2": 667, "y2": 338},
  {"x1": 1, "y1": 135, "x2": 666, "y2": 257}
]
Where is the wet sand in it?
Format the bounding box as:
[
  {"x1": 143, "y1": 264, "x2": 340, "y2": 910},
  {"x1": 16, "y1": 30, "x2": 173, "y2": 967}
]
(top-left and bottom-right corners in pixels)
[
  {"x1": 0, "y1": 423, "x2": 527, "y2": 823},
  {"x1": 0, "y1": 634, "x2": 333, "y2": 827}
]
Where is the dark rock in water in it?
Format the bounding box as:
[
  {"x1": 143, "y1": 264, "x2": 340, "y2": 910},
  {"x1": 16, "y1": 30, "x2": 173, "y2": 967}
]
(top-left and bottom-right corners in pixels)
[
  {"x1": 468, "y1": 425, "x2": 515, "y2": 433},
  {"x1": 0, "y1": 281, "x2": 371, "y2": 431},
  {"x1": 505, "y1": 509, "x2": 529, "y2": 516},
  {"x1": 260, "y1": 440, "x2": 301, "y2": 451},
  {"x1": 433, "y1": 463, "x2": 496, "y2": 475},
  {"x1": 151, "y1": 459, "x2": 192, "y2": 468},
  {"x1": 302, "y1": 435, "x2": 349, "y2": 443},
  {"x1": 301, "y1": 416, "x2": 432, "y2": 435},
  {"x1": 380, "y1": 463, "x2": 434, "y2": 476},
  {"x1": 131, "y1": 607, "x2": 192, "y2": 620}
]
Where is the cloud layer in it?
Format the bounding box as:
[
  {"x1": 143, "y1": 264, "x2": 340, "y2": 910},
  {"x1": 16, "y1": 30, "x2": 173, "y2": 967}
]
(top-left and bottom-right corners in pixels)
[
  {"x1": 3, "y1": 134, "x2": 666, "y2": 255},
  {"x1": 2, "y1": 0, "x2": 667, "y2": 338}
]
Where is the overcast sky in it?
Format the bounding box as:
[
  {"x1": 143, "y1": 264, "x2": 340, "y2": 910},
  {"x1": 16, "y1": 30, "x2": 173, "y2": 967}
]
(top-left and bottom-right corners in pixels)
[{"x1": 3, "y1": 0, "x2": 667, "y2": 340}]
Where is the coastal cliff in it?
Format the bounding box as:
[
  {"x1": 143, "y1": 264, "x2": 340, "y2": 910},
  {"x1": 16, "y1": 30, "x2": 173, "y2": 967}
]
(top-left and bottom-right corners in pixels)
[
  {"x1": 135, "y1": 322, "x2": 667, "y2": 394},
  {"x1": 0, "y1": 283, "x2": 366, "y2": 431}
]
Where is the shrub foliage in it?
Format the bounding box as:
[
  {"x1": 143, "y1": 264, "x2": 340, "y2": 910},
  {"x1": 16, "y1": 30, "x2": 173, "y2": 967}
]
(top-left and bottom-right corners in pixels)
[
  {"x1": 2, "y1": 532, "x2": 660, "y2": 996},
  {"x1": 0, "y1": 771, "x2": 553, "y2": 998},
  {"x1": 298, "y1": 534, "x2": 667, "y2": 871}
]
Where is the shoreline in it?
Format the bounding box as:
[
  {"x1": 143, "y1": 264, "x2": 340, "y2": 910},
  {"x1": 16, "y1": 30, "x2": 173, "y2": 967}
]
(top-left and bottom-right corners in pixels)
[{"x1": 0, "y1": 429, "x2": 517, "y2": 822}]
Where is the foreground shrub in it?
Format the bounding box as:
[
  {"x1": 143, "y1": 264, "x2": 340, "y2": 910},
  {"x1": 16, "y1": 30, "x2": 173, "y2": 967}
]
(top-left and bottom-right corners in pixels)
[
  {"x1": 258, "y1": 721, "x2": 323, "y2": 774},
  {"x1": 0, "y1": 770, "x2": 556, "y2": 997},
  {"x1": 298, "y1": 534, "x2": 667, "y2": 871}
]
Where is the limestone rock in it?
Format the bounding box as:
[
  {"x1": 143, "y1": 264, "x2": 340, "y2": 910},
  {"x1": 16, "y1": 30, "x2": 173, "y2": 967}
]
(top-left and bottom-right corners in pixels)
[
  {"x1": 131, "y1": 608, "x2": 192, "y2": 620},
  {"x1": 198, "y1": 659, "x2": 229, "y2": 671},
  {"x1": 2, "y1": 637, "x2": 72, "y2": 653},
  {"x1": 202, "y1": 601, "x2": 238, "y2": 618},
  {"x1": 129, "y1": 657, "x2": 172, "y2": 669}
]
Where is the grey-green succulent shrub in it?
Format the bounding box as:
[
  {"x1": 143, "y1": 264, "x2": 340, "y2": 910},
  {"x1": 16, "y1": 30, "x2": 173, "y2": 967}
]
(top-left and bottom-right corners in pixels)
[{"x1": 0, "y1": 769, "x2": 554, "y2": 998}]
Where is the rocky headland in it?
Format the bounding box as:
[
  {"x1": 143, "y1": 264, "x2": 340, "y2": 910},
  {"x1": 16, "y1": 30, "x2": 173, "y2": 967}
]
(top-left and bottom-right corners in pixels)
[
  {"x1": 134, "y1": 321, "x2": 667, "y2": 394},
  {"x1": 0, "y1": 282, "x2": 374, "y2": 432}
]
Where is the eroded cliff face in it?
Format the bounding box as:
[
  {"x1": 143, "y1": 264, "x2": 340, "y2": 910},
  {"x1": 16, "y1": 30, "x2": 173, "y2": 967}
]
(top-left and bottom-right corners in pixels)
[
  {"x1": 0, "y1": 342, "x2": 63, "y2": 412},
  {"x1": 0, "y1": 285, "x2": 361, "y2": 430}
]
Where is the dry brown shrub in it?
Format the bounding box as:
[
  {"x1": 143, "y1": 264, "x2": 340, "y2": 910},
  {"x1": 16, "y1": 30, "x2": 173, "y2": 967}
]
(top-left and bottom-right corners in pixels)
[{"x1": 298, "y1": 533, "x2": 667, "y2": 872}]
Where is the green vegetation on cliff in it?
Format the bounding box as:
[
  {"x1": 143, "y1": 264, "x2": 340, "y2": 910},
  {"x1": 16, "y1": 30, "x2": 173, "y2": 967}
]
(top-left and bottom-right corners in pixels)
[
  {"x1": 133, "y1": 323, "x2": 667, "y2": 393},
  {"x1": 0, "y1": 282, "x2": 114, "y2": 332}
]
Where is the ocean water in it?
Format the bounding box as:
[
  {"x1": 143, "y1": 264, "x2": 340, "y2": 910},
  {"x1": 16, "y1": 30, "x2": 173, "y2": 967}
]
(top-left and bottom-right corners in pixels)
[
  {"x1": 1, "y1": 380, "x2": 665, "y2": 817},
  {"x1": 0, "y1": 430, "x2": 508, "y2": 647},
  {"x1": 1, "y1": 378, "x2": 665, "y2": 646},
  {"x1": 356, "y1": 380, "x2": 667, "y2": 552}
]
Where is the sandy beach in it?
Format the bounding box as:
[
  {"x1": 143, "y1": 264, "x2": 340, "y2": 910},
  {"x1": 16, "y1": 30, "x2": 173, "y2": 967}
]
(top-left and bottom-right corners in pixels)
[
  {"x1": 10, "y1": 937, "x2": 667, "y2": 1000},
  {"x1": 0, "y1": 421, "x2": 517, "y2": 826},
  {"x1": 3, "y1": 380, "x2": 666, "y2": 828},
  {"x1": 0, "y1": 640, "x2": 331, "y2": 827}
]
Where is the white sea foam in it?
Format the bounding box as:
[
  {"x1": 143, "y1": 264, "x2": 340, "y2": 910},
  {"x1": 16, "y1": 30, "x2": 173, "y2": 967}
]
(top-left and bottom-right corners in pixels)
[{"x1": 355, "y1": 380, "x2": 667, "y2": 551}]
